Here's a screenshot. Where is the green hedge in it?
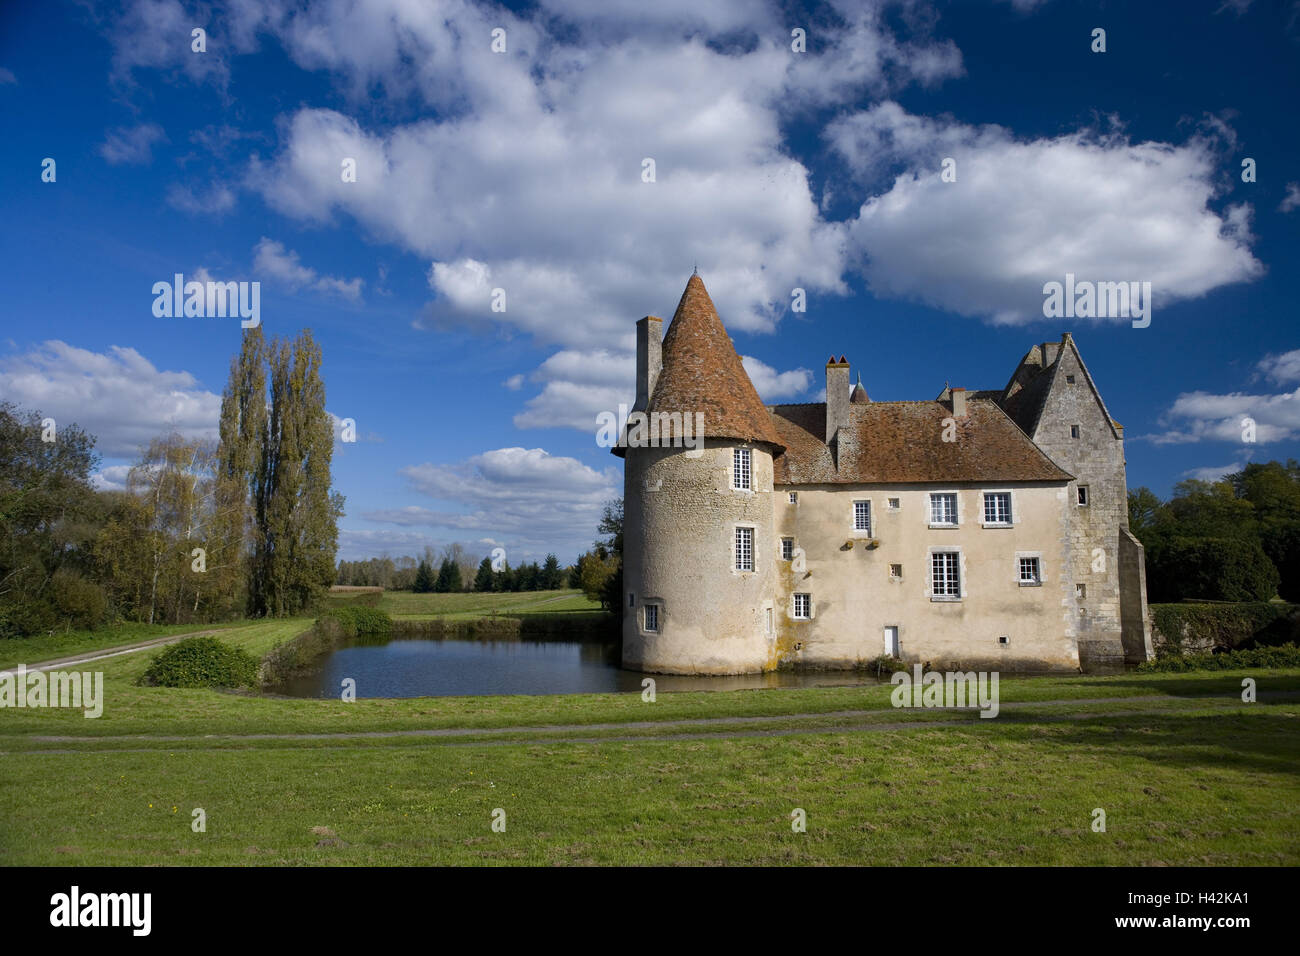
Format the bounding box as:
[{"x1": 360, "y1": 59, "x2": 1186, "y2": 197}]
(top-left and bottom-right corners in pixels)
[
  {"x1": 1137, "y1": 643, "x2": 1300, "y2": 672},
  {"x1": 1150, "y1": 602, "x2": 1298, "y2": 655},
  {"x1": 318, "y1": 606, "x2": 392, "y2": 637},
  {"x1": 140, "y1": 636, "x2": 259, "y2": 688}
]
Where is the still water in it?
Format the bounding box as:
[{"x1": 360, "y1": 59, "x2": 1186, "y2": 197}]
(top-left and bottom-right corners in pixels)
[{"x1": 266, "y1": 637, "x2": 881, "y2": 698}]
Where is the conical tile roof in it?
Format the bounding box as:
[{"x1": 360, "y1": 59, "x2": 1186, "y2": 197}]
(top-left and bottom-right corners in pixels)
[{"x1": 647, "y1": 275, "x2": 784, "y2": 450}]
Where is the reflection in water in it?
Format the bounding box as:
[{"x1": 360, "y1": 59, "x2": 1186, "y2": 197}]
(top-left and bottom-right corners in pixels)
[{"x1": 265, "y1": 637, "x2": 881, "y2": 699}]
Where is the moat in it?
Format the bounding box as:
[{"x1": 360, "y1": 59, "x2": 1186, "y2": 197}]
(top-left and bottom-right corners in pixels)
[{"x1": 264, "y1": 636, "x2": 883, "y2": 698}]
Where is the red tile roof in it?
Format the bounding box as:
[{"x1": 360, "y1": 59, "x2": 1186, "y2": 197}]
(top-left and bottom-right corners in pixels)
[
  {"x1": 646, "y1": 275, "x2": 785, "y2": 450},
  {"x1": 769, "y1": 399, "x2": 1073, "y2": 485}
]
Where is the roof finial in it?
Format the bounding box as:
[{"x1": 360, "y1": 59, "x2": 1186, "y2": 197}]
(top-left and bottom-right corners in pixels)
[{"x1": 692, "y1": 262, "x2": 698, "y2": 277}]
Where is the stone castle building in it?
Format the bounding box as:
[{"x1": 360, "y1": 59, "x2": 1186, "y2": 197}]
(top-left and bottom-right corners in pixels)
[{"x1": 615, "y1": 275, "x2": 1153, "y2": 675}]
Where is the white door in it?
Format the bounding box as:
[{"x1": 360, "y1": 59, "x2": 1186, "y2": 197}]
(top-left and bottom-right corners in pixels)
[{"x1": 884, "y1": 626, "x2": 900, "y2": 657}]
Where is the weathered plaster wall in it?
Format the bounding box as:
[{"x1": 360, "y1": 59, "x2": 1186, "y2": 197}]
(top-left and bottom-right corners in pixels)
[{"x1": 773, "y1": 482, "x2": 1079, "y2": 672}]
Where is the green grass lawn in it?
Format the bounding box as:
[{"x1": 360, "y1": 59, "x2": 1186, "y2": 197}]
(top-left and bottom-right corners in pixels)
[
  {"x1": 373, "y1": 588, "x2": 600, "y2": 620},
  {"x1": 1, "y1": 612, "x2": 1298, "y2": 864}
]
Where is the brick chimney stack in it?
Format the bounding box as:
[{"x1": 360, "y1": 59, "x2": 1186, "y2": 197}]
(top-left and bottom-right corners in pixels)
[{"x1": 951, "y1": 386, "x2": 967, "y2": 418}]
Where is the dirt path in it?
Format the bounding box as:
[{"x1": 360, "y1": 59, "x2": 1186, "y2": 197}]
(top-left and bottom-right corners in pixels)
[
  {"x1": 14, "y1": 630, "x2": 225, "y2": 672},
  {"x1": 14, "y1": 690, "x2": 1295, "y2": 751}
]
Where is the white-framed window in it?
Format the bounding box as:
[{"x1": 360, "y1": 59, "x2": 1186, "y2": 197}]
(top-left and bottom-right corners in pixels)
[
  {"x1": 733, "y1": 448, "x2": 752, "y2": 491},
  {"x1": 780, "y1": 537, "x2": 794, "y2": 561},
  {"x1": 1077, "y1": 485, "x2": 1089, "y2": 506},
  {"x1": 644, "y1": 603, "x2": 659, "y2": 632},
  {"x1": 889, "y1": 563, "x2": 903, "y2": 580},
  {"x1": 734, "y1": 526, "x2": 754, "y2": 571},
  {"x1": 929, "y1": 492, "x2": 958, "y2": 527},
  {"x1": 887, "y1": 497, "x2": 900, "y2": 511},
  {"x1": 788, "y1": 491, "x2": 798, "y2": 504},
  {"x1": 792, "y1": 593, "x2": 812, "y2": 619},
  {"x1": 931, "y1": 551, "x2": 961, "y2": 599},
  {"x1": 853, "y1": 499, "x2": 871, "y2": 534},
  {"x1": 1070, "y1": 424, "x2": 1081, "y2": 439},
  {"x1": 1018, "y1": 556, "x2": 1041, "y2": 585},
  {"x1": 983, "y1": 491, "x2": 1012, "y2": 526}
]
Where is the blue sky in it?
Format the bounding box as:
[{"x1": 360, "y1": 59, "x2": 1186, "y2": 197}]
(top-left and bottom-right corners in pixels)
[{"x1": 2, "y1": 0, "x2": 1298, "y2": 565}]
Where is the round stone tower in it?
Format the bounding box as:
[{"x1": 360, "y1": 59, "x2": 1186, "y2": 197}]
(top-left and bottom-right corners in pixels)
[{"x1": 616, "y1": 275, "x2": 785, "y2": 675}]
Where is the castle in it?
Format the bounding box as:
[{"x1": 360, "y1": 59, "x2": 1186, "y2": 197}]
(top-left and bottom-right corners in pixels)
[{"x1": 615, "y1": 275, "x2": 1153, "y2": 675}]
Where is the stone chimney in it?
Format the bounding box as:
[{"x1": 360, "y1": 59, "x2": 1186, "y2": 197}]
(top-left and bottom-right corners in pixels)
[
  {"x1": 951, "y1": 386, "x2": 967, "y2": 418},
  {"x1": 634, "y1": 315, "x2": 663, "y2": 412},
  {"x1": 826, "y1": 355, "x2": 850, "y2": 444}
]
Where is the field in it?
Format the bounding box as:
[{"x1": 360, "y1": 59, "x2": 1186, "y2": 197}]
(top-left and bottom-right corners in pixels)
[{"x1": 1, "y1": 592, "x2": 1298, "y2": 865}]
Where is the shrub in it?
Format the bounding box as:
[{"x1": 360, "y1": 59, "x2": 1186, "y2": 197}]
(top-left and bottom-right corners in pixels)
[
  {"x1": 1150, "y1": 602, "x2": 1297, "y2": 655},
  {"x1": 49, "y1": 570, "x2": 108, "y2": 631},
  {"x1": 140, "y1": 636, "x2": 259, "y2": 688},
  {"x1": 319, "y1": 605, "x2": 392, "y2": 637},
  {"x1": 0, "y1": 599, "x2": 56, "y2": 639},
  {"x1": 1137, "y1": 643, "x2": 1300, "y2": 672}
]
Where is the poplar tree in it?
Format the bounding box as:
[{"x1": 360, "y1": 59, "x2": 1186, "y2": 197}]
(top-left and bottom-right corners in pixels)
[
  {"x1": 215, "y1": 328, "x2": 267, "y2": 617},
  {"x1": 255, "y1": 331, "x2": 341, "y2": 616},
  {"x1": 218, "y1": 327, "x2": 341, "y2": 618}
]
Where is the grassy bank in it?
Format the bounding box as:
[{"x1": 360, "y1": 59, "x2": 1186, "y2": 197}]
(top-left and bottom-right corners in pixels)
[{"x1": 2, "y1": 592, "x2": 1297, "y2": 865}]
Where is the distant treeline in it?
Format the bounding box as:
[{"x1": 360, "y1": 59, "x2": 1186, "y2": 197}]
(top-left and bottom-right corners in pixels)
[
  {"x1": 335, "y1": 547, "x2": 572, "y2": 593},
  {"x1": 1130, "y1": 460, "x2": 1300, "y2": 603}
]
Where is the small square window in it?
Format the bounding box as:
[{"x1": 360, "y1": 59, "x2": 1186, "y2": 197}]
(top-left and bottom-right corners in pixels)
[
  {"x1": 1077, "y1": 485, "x2": 1089, "y2": 506},
  {"x1": 1066, "y1": 375, "x2": 1076, "y2": 384},
  {"x1": 998, "y1": 635, "x2": 1009, "y2": 645},
  {"x1": 1018, "y1": 557, "x2": 1040, "y2": 585},
  {"x1": 788, "y1": 491, "x2": 798, "y2": 504},
  {"x1": 888, "y1": 497, "x2": 900, "y2": 510},
  {"x1": 792, "y1": 593, "x2": 812, "y2": 619},
  {"x1": 781, "y1": 538, "x2": 794, "y2": 561},
  {"x1": 890, "y1": 563, "x2": 903, "y2": 579},
  {"x1": 1076, "y1": 583, "x2": 1087, "y2": 599},
  {"x1": 1070, "y1": 424, "x2": 1081, "y2": 439},
  {"x1": 644, "y1": 604, "x2": 659, "y2": 632}
]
